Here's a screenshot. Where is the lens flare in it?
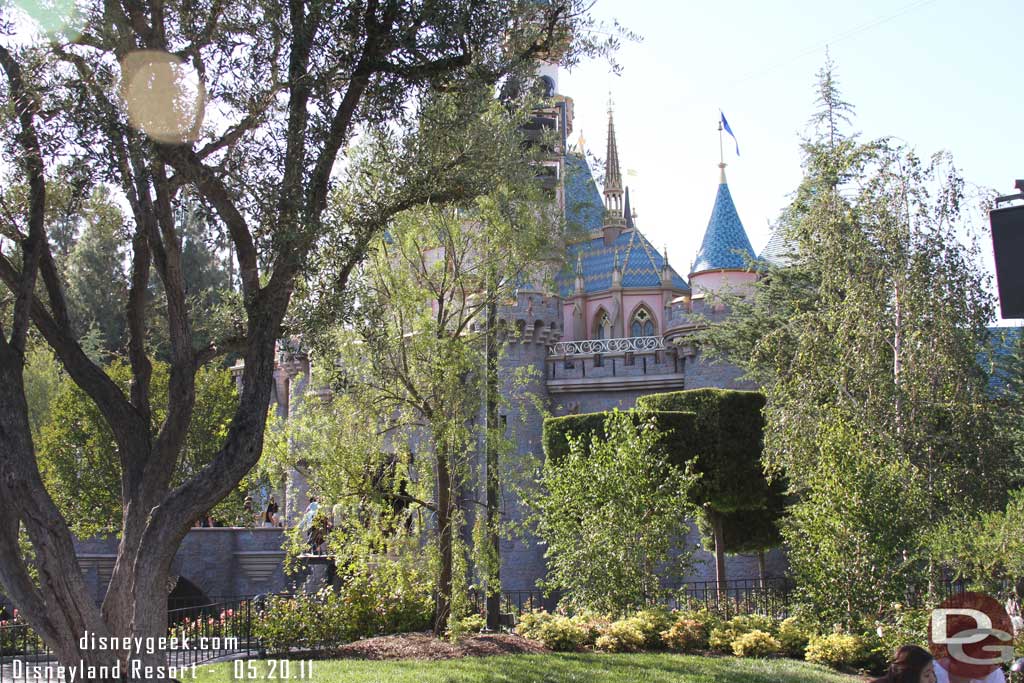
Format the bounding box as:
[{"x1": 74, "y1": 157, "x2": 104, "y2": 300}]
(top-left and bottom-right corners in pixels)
[
  {"x1": 14, "y1": 0, "x2": 83, "y2": 40},
  {"x1": 120, "y1": 50, "x2": 206, "y2": 144}
]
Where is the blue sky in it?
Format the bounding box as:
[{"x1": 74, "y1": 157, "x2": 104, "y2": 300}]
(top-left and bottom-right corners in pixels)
[{"x1": 559, "y1": 0, "x2": 1023, "y2": 323}]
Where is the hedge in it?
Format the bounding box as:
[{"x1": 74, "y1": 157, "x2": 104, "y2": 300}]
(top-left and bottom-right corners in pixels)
[
  {"x1": 541, "y1": 410, "x2": 697, "y2": 469},
  {"x1": 636, "y1": 389, "x2": 767, "y2": 512}
]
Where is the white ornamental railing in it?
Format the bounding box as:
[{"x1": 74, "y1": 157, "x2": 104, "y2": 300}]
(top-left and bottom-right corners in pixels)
[{"x1": 547, "y1": 336, "x2": 665, "y2": 357}]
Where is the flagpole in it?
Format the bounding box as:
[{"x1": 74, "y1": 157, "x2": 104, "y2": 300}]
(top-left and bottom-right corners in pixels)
[
  {"x1": 717, "y1": 117, "x2": 726, "y2": 183},
  {"x1": 718, "y1": 119, "x2": 724, "y2": 167}
]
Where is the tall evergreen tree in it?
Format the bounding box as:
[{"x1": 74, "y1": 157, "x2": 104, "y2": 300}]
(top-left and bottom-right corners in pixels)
[{"x1": 702, "y1": 61, "x2": 1009, "y2": 626}]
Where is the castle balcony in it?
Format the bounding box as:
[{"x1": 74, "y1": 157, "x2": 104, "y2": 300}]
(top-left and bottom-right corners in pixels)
[{"x1": 545, "y1": 336, "x2": 685, "y2": 394}]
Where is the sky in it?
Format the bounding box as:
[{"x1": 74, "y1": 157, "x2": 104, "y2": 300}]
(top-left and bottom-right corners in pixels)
[{"x1": 558, "y1": 0, "x2": 1023, "y2": 323}]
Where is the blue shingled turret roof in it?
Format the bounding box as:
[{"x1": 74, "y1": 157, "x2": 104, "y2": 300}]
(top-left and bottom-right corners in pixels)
[
  {"x1": 692, "y1": 180, "x2": 756, "y2": 274},
  {"x1": 563, "y1": 154, "x2": 605, "y2": 236},
  {"x1": 556, "y1": 154, "x2": 688, "y2": 296}
]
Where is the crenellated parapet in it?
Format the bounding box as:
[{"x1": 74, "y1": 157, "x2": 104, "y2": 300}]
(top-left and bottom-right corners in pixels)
[{"x1": 495, "y1": 292, "x2": 563, "y2": 347}]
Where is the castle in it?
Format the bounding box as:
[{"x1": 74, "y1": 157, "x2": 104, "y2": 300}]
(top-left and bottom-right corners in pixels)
[{"x1": 266, "y1": 64, "x2": 789, "y2": 592}]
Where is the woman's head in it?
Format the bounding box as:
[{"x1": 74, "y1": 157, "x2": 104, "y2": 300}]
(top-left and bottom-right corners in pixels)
[{"x1": 885, "y1": 645, "x2": 935, "y2": 683}]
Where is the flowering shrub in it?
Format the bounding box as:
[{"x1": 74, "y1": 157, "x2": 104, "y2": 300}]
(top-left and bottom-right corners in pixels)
[
  {"x1": 253, "y1": 575, "x2": 432, "y2": 653},
  {"x1": 594, "y1": 618, "x2": 645, "y2": 653},
  {"x1": 660, "y1": 618, "x2": 708, "y2": 652},
  {"x1": 731, "y1": 629, "x2": 782, "y2": 657},
  {"x1": 168, "y1": 608, "x2": 246, "y2": 645},
  {"x1": 0, "y1": 609, "x2": 46, "y2": 656}
]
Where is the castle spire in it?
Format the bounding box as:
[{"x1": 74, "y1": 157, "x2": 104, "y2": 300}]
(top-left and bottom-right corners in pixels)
[
  {"x1": 601, "y1": 99, "x2": 626, "y2": 244},
  {"x1": 604, "y1": 102, "x2": 623, "y2": 202}
]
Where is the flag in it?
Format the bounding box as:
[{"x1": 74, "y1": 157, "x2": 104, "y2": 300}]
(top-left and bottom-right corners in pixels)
[{"x1": 720, "y1": 111, "x2": 740, "y2": 157}]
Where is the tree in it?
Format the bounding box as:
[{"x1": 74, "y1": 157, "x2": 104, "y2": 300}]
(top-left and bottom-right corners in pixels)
[
  {"x1": 700, "y1": 61, "x2": 1011, "y2": 626},
  {"x1": 533, "y1": 410, "x2": 697, "y2": 615},
  {"x1": 637, "y1": 389, "x2": 770, "y2": 587},
  {"x1": 695, "y1": 477, "x2": 787, "y2": 586},
  {"x1": 36, "y1": 362, "x2": 250, "y2": 538},
  {"x1": 275, "y1": 183, "x2": 558, "y2": 634},
  {"x1": 0, "y1": 2, "x2": 612, "y2": 673},
  {"x1": 64, "y1": 186, "x2": 129, "y2": 355}
]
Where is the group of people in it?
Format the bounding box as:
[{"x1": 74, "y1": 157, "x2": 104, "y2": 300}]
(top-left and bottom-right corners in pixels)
[{"x1": 245, "y1": 494, "x2": 281, "y2": 527}]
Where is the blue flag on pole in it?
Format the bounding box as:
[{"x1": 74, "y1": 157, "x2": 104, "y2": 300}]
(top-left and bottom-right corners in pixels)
[{"x1": 720, "y1": 111, "x2": 740, "y2": 157}]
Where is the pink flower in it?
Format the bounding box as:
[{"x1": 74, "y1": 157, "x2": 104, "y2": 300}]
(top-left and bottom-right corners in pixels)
[{"x1": 226, "y1": 609, "x2": 234, "y2": 618}]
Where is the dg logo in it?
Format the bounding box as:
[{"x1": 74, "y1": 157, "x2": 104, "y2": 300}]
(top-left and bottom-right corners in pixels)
[{"x1": 929, "y1": 592, "x2": 1015, "y2": 679}]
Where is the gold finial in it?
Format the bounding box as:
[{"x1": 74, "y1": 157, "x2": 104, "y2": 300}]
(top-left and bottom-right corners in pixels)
[{"x1": 577, "y1": 130, "x2": 585, "y2": 153}]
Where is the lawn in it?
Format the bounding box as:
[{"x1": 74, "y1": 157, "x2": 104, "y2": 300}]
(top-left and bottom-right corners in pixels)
[{"x1": 192, "y1": 653, "x2": 867, "y2": 683}]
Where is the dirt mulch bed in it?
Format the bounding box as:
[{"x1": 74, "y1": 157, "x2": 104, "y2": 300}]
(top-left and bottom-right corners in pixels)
[{"x1": 320, "y1": 632, "x2": 549, "y2": 661}]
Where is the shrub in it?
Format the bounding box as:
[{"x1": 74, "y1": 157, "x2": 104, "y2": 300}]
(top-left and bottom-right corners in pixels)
[
  {"x1": 631, "y1": 608, "x2": 674, "y2": 649},
  {"x1": 777, "y1": 616, "x2": 813, "y2": 658},
  {"x1": 805, "y1": 633, "x2": 870, "y2": 669},
  {"x1": 708, "y1": 614, "x2": 778, "y2": 652},
  {"x1": 515, "y1": 610, "x2": 595, "y2": 651},
  {"x1": 660, "y1": 618, "x2": 708, "y2": 652},
  {"x1": 732, "y1": 629, "x2": 782, "y2": 657},
  {"x1": 447, "y1": 613, "x2": 486, "y2": 639},
  {"x1": 871, "y1": 605, "x2": 930, "y2": 665},
  {"x1": 595, "y1": 618, "x2": 645, "y2": 653},
  {"x1": 253, "y1": 575, "x2": 433, "y2": 653}
]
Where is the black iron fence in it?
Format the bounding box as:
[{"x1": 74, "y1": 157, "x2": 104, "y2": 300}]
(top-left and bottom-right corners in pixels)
[
  {"x1": 1, "y1": 597, "x2": 260, "y2": 680},
  {"x1": 671, "y1": 578, "x2": 795, "y2": 619}
]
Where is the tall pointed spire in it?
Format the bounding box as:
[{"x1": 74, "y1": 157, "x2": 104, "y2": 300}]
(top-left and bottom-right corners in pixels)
[
  {"x1": 601, "y1": 98, "x2": 626, "y2": 244},
  {"x1": 604, "y1": 103, "x2": 623, "y2": 203}
]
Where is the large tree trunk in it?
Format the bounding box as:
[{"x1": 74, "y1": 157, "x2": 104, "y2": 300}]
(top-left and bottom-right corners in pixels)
[
  {"x1": 435, "y1": 450, "x2": 454, "y2": 635},
  {"x1": 711, "y1": 511, "x2": 728, "y2": 599}
]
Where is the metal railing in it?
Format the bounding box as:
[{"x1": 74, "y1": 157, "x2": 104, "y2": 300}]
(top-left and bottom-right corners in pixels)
[
  {"x1": 548, "y1": 335, "x2": 664, "y2": 357},
  {"x1": 671, "y1": 578, "x2": 795, "y2": 619},
  {"x1": 1, "y1": 597, "x2": 258, "y2": 680}
]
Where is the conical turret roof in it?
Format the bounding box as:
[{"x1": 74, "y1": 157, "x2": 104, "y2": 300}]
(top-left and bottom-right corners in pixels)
[{"x1": 691, "y1": 175, "x2": 755, "y2": 274}]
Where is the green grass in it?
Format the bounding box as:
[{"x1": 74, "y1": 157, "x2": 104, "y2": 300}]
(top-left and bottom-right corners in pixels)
[{"x1": 191, "y1": 653, "x2": 866, "y2": 683}]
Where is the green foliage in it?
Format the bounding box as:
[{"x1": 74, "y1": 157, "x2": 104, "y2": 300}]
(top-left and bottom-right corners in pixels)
[
  {"x1": 533, "y1": 410, "x2": 697, "y2": 615},
  {"x1": 36, "y1": 361, "x2": 251, "y2": 535},
  {"x1": 700, "y1": 61, "x2": 1010, "y2": 628},
  {"x1": 253, "y1": 572, "x2": 433, "y2": 653},
  {"x1": 594, "y1": 618, "x2": 646, "y2": 653},
  {"x1": 630, "y1": 608, "x2": 674, "y2": 649},
  {"x1": 541, "y1": 410, "x2": 696, "y2": 466},
  {"x1": 448, "y1": 613, "x2": 486, "y2": 640},
  {"x1": 804, "y1": 633, "x2": 872, "y2": 670},
  {"x1": 782, "y1": 413, "x2": 927, "y2": 628},
  {"x1": 870, "y1": 605, "x2": 930, "y2": 667},
  {"x1": 731, "y1": 629, "x2": 782, "y2": 658},
  {"x1": 636, "y1": 389, "x2": 767, "y2": 512},
  {"x1": 708, "y1": 614, "x2": 779, "y2": 653},
  {"x1": 514, "y1": 611, "x2": 597, "y2": 651},
  {"x1": 777, "y1": 617, "x2": 814, "y2": 658},
  {"x1": 660, "y1": 618, "x2": 709, "y2": 652}
]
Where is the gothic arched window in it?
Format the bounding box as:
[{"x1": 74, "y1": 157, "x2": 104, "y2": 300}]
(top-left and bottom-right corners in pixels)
[{"x1": 630, "y1": 307, "x2": 656, "y2": 337}]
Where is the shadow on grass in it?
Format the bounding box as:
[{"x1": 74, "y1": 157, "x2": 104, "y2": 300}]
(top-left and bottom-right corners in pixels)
[{"x1": 208, "y1": 653, "x2": 864, "y2": 683}]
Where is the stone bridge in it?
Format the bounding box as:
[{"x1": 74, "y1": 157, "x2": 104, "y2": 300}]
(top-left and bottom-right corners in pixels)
[{"x1": 74, "y1": 528, "x2": 292, "y2": 605}]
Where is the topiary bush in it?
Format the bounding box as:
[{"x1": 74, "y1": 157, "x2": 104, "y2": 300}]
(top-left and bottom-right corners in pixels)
[
  {"x1": 595, "y1": 617, "x2": 646, "y2": 653},
  {"x1": 660, "y1": 618, "x2": 708, "y2": 652},
  {"x1": 731, "y1": 629, "x2": 782, "y2": 657},
  {"x1": 805, "y1": 632, "x2": 871, "y2": 669}
]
